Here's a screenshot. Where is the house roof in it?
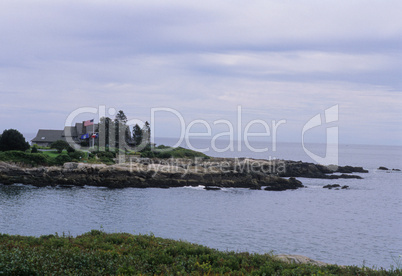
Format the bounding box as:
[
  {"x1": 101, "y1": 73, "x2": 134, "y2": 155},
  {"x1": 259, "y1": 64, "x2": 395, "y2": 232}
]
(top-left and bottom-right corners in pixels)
[
  {"x1": 32, "y1": 121, "x2": 99, "y2": 143},
  {"x1": 31, "y1": 129, "x2": 63, "y2": 143}
]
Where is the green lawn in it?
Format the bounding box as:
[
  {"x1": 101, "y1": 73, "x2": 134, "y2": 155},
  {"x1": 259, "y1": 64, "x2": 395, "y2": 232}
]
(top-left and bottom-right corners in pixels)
[{"x1": 39, "y1": 150, "x2": 66, "y2": 158}]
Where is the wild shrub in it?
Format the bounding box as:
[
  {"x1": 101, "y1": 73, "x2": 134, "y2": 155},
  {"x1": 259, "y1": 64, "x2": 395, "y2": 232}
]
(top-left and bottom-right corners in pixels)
[
  {"x1": 0, "y1": 151, "x2": 52, "y2": 166},
  {"x1": 54, "y1": 154, "x2": 72, "y2": 165},
  {"x1": 68, "y1": 151, "x2": 86, "y2": 161},
  {"x1": 0, "y1": 230, "x2": 389, "y2": 275}
]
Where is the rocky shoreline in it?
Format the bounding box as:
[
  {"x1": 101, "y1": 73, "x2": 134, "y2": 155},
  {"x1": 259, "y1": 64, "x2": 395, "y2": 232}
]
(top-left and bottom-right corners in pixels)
[{"x1": 0, "y1": 158, "x2": 368, "y2": 191}]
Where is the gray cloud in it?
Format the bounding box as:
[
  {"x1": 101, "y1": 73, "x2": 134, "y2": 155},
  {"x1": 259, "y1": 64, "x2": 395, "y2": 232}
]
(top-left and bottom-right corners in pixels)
[{"x1": 0, "y1": 0, "x2": 401, "y2": 145}]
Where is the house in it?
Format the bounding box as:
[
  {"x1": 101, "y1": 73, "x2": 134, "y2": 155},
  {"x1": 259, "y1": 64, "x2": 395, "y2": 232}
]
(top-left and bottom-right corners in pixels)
[
  {"x1": 31, "y1": 122, "x2": 98, "y2": 147},
  {"x1": 31, "y1": 129, "x2": 64, "y2": 147}
]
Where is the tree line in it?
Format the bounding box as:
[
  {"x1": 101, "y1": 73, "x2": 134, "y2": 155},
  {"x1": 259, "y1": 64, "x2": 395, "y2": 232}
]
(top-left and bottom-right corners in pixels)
[{"x1": 94, "y1": 110, "x2": 151, "y2": 152}]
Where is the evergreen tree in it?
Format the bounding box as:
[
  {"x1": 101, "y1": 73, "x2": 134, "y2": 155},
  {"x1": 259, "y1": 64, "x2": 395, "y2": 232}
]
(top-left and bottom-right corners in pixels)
[
  {"x1": 0, "y1": 129, "x2": 30, "y2": 151},
  {"x1": 98, "y1": 117, "x2": 112, "y2": 150},
  {"x1": 132, "y1": 124, "x2": 143, "y2": 146},
  {"x1": 115, "y1": 110, "x2": 127, "y2": 124},
  {"x1": 143, "y1": 121, "x2": 151, "y2": 146},
  {"x1": 114, "y1": 110, "x2": 131, "y2": 150}
]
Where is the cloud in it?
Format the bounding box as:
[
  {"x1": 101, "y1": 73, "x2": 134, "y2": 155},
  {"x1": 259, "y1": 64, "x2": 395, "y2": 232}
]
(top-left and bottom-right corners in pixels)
[{"x1": 0, "y1": 0, "x2": 401, "y2": 145}]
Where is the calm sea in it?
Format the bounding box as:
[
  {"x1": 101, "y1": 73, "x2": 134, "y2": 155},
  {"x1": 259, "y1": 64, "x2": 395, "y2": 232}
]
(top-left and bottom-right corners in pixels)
[{"x1": 0, "y1": 141, "x2": 401, "y2": 269}]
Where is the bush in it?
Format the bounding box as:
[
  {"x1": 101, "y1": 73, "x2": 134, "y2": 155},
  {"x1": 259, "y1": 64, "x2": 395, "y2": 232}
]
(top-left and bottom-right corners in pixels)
[
  {"x1": 157, "y1": 151, "x2": 172, "y2": 158},
  {"x1": 95, "y1": 151, "x2": 115, "y2": 159},
  {"x1": 0, "y1": 151, "x2": 51, "y2": 166},
  {"x1": 0, "y1": 129, "x2": 30, "y2": 152},
  {"x1": 87, "y1": 151, "x2": 115, "y2": 164},
  {"x1": 31, "y1": 146, "x2": 38, "y2": 153},
  {"x1": 54, "y1": 154, "x2": 72, "y2": 165},
  {"x1": 0, "y1": 231, "x2": 398, "y2": 275},
  {"x1": 140, "y1": 150, "x2": 155, "y2": 158},
  {"x1": 68, "y1": 151, "x2": 86, "y2": 161},
  {"x1": 50, "y1": 140, "x2": 70, "y2": 154},
  {"x1": 100, "y1": 156, "x2": 115, "y2": 165}
]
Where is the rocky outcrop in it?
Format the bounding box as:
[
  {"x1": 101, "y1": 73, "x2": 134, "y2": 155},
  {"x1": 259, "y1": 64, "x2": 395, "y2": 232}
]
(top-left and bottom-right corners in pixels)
[
  {"x1": 274, "y1": 254, "x2": 329, "y2": 266},
  {"x1": 264, "y1": 177, "x2": 303, "y2": 191},
  {"x1": 336, "y1": 166, "x2": 368, "y2": 174},
  {"x1": 277, "y1": 161, "x2": 366, "y2": 179},
  {"x1": 323, "y1": 184, "x2": 349, "y2": 190},
  {"x1": 204, "y1": 186, "x2": 221, "y2": 190},
  {"x1": 0, "y1": 161, "x2": 300, "y2": 190},
  {"x1": 323, "y1": 184, "x2": 340, "y2": 189},
  {"x1": 378, "y1": 167, "x2": 401, "y2": 172},
  {"x1": 0, "y1": 158, "x2": 367, "y2": 191}
]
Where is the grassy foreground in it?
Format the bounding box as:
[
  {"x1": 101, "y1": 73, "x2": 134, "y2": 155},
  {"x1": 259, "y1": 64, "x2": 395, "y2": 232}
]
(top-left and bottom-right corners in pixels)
[{"x1": 0, "y1": 231, "x2": 399, "y2": 275}]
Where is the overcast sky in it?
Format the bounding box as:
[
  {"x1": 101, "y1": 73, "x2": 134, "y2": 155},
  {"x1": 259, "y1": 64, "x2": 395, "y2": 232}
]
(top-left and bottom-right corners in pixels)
[{"x1": 0, "y1": 0, "x2": 401, "y2": 146}]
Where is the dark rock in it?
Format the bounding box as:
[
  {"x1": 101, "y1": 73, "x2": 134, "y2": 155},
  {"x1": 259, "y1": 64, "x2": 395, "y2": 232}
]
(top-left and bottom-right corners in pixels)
[
  {"x1": 392, "y1": 168, "x2": 401, "y2": 171},
  {"x1": 326, "y1": 174, "x2": 362, "y2": 179},
  {"x1": 279, "y1": 161, "x2": 367, "y2": 178},
  {"x1": 204, "y1": 186, "x2": 221, "y2": 190},
  {"x1": 264, "y1": 177, "x2": 304, "y2": 191},
  {"x1": 323, "y1": 184, "x2": 341, "y2": 189},
  {"x1": 341, "y1": 185, "x2": 349, "y2": 189},
  {"x1": 336, "y1": 166, "x2": 368, "y2": 173},
  {"x1": 378, "y1": 166, "x2": 389, "y2": 170},
  {"x1": 249, "y1": 186, "x2": 261, "y2": 190}
]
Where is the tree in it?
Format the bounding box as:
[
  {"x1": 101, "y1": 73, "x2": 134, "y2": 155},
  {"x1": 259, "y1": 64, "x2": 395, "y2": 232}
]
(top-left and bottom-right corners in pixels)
[
  {"x1": 132, "y1": 124, "x2": 143, "y2": 146},
  {"x1": 0, "y1": 129, "x2": 30, "y2": 151},
  {"x1": 115, "y1": 110, "x2": 127, "y2": 124},
  {"x1": 98, "y1": 117, "x2": 112, "y2": 150},
  {"x1": 50, "y1": 140, "x2": 70, "y2": 153},
  {"x1": 114, "y1": 110, "x2": 131, "y2": 150},
  {"x1": 143, "y1": 121, "x2": 151, "y2": 146}
]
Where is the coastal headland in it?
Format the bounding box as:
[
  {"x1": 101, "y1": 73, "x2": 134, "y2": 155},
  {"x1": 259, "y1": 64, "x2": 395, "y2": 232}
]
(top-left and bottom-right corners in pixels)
[{"x1": 0, "y1": 157, "x2": 367, "y2": 190}]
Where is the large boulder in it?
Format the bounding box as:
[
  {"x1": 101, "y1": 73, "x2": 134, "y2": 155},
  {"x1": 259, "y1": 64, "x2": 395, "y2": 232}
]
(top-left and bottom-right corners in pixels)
[{"x1": 274, "y1": 254, "x2": 329, "y2": 266}]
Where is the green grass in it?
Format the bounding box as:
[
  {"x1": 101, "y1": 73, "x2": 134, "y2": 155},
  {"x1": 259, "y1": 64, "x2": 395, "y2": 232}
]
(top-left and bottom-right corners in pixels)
[
  {"x1": 141, "y1": 145, "x2": 210, "y2": 159},
  {"x1": 40, "y1": 149, "x2": 67, "y2": 158},
  {"x1": 0, "y1": 151, "x2": 53, "y2": 166},
  {"x1": 0, "y1": 230, "x2": 398, "y2": 275},
  {"x1": 0, "y1": 145, "x2": 209, "y2": 167},
  {"x1": 0, "y1": 150, "x2": 86, "y2": 166}
]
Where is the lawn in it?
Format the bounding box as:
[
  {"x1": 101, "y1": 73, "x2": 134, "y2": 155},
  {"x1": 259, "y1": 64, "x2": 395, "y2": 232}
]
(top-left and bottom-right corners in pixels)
[{"x1": 39, "y1": 150, "x2": 67, "y2": 158}]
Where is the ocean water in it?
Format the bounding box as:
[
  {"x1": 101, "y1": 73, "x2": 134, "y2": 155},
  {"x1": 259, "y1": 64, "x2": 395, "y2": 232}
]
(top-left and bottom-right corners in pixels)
[{"x1": 0, "y1": 141, "x2": 401, "y2": 269}]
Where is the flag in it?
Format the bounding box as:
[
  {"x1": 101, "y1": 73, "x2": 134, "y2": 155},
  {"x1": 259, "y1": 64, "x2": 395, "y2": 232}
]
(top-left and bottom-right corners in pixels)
[
  {"x1": 80, "y1": 133, "x2": 90, "y2": 139},
  {"x1": 91, "y1": 133, "x2": 98, "y2": 138},
  {"x1": 84, "y1": 119, "x2": 94, "y2": 126}
]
